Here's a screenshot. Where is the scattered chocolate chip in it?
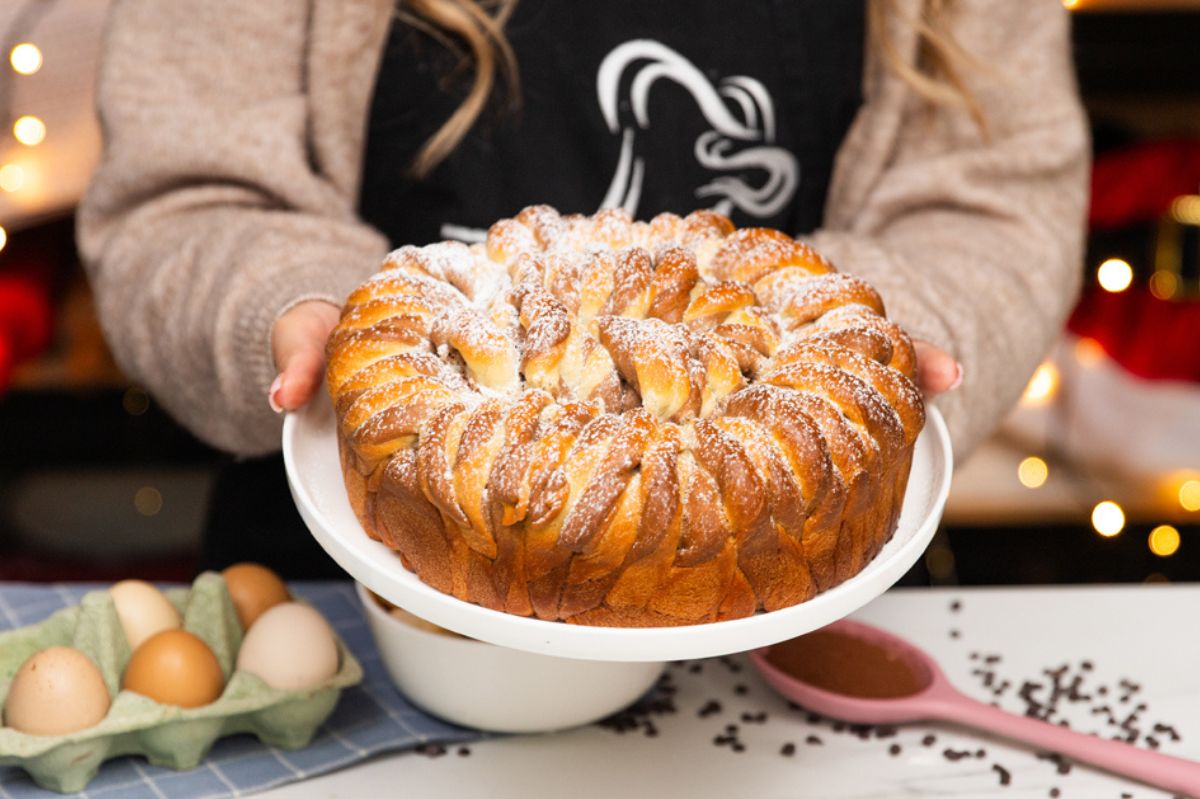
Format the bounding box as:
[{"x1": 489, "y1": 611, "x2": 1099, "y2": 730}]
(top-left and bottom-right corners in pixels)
[
  {"x1": 697, "y1": 700, "x2": 722, "y2": 718},
  {"x1": 416, "y1": 743, "x2": 447, "y2": 758},
  {"x1": 456, "y1": 746, "x2": 471, "y2": 757},
  {"x1": 888, "y1": 743, "x2": 902, "y2": 756},
  {"x1": 731, "y1": 743, "x2": 745, "y2": 753},
  {"x1": 780, "y1": 742, "x2": 796, "y2": 757},
  {"x1": 1049, "y1": 789, "x2": 1060, "y2": 798},
  {"x1": 805, "y1": 735, "x2": 823, "y2": 746},
  {"x1": 921, "y1": 734, "x2": 937, "y2": 747},
  {"x1": 992, "y1": 763, "x2": 1012, "y2": 786},
  {"x1": 974, "y1": 748, "x2": 986, "y2": 759},
  {"x1": 950, "y1": 600, "x2": 962, "y2": 612},
  {"x1": 688, "y1": 663, "x2": 703, "y2": 674},
  {"x1": 949, "y1": 629, "x2": 961, "y2": 639},
  {"x1": 1081, "y1": 660, "x2": 1093, "y2": 671},
  {"x1": 943, "y1": 748, "x2": 973, "y2": 762}
]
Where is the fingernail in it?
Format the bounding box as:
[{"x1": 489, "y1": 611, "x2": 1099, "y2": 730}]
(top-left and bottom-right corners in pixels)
[
  {"x1": 268, "y1": 374, "x2": 285, "y2": 414},
  {"x1": 948, "y1": 362, "x2": 964, "y2": 392}
]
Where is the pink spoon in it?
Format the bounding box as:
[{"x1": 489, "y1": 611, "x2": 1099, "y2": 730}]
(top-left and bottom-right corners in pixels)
[{"x1": 748, "y1": 619, "x2": 1200, "y2": 797}]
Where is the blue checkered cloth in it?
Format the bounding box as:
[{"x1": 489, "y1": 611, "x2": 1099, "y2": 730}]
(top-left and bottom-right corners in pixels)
[{"x1": 0, "y1": 582, "x2": 488, "y2": 798}]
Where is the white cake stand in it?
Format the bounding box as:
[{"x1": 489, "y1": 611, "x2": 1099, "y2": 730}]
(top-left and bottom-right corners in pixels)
[{"x1": 283, "y1": 392, "x2": 952, "y2": 662}]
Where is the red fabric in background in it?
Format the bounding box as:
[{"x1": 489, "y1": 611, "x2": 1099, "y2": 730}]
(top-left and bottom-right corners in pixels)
[
  {"x1": 1089, "y1": 139, "x2": 1200, "y2": 231},
  {"x1": 1068, "y1": 287, "x2": 1200, "y2": 384},
  {"x1": 0, "y1": 272, "x2": 53, "y2": 393},
  {"x1": 1073, "y1": 140, "x2": 1200, "y2": 385}
]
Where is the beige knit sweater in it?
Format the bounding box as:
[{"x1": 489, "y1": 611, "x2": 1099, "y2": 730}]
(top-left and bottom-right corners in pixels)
[{"x1": 77, "y1": 0, "x2": 1089, "y2": 458}]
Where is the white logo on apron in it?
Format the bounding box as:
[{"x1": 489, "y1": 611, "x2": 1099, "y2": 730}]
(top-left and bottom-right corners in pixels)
[{"x1": 440, "y1": 39, "x2": 798, "y2": 241}]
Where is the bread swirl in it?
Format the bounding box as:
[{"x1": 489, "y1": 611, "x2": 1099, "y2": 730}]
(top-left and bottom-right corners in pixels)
[{"x1": 326, "y1": 206, "x2": 924, "y2": 626}]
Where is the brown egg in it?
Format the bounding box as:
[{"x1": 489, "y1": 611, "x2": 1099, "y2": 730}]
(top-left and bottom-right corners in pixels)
[
  {"x1": 122, "y1": 630, "x2": 224, "y2": 708},
  {"x1": 4, "y1": 647, "x2": 111, "y2": 735},
  {"x1": 222, "y1": 563, "x2": 290, "y2": 630}
]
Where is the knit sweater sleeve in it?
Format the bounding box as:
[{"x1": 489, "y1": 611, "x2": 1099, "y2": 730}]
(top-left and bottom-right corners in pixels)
[
  {"x1": 810, "y1": 0, "x2": 1090, "y2": 459},
  {"x1": 76, "y1": 0, "x2": 389, "y2": 456}
]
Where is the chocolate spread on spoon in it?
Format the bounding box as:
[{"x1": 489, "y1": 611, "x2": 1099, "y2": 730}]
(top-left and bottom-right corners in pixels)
[{"x1": 766, "y1": 629, "x2": 927, "y2": 699}]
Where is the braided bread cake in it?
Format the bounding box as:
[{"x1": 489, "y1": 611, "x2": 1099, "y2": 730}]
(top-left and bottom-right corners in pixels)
[{"x1": 326, "y1": 206, "x2": 924, "y2": 626}]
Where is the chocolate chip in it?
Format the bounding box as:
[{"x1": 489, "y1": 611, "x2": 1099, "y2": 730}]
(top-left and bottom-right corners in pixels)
[
  {"x1": 921, "y1": 734, "x2": 937, "y2": 747},
  {"x1": 457, "y1": 746, "x2": 471, "y2": 756},
  {"x1": 780, "y1": 742, "x2": 796, "y2": 757},
  {"x1": 733, "y1": 683, "x2": 748, "y2": 696},
  {"x1": 805, "y1": 735, "x2": 823, "y2": 745},
  {"x1": 949, "y1": 629, "x2": 961, "y2": 639},
  {"x1": 992, "y1": 763, "x2": 1012, "y2": 786},
  {"x1": 950, "y1": 600, "x2": 962, "y2": 612},
  {"x1": 888, "y1": 744, "x2": 902, "y2": 756},
  {"x1": 1049, "y1": 789, "x2": 1060, "y2": 798}
]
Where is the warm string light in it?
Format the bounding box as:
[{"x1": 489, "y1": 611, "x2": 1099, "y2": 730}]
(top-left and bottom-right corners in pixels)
[
  {"x1": 1180, "y1": 480, "x2": 1200, "y2": 512},
  {"x1": 1020, "y1": 361, "x2": 1059, "y2": 406},
  {"x1": 0, "y1": 163, "x2": 24, "y2": 192},
  {"x1": 9, "y1": 42, "x2": 42, "y2": 75},
  {"x1": 134, "y1": 486, "x2": 162, "y2": 516},
  {"x1": 1172, "y1": 195, "x2": 1200, "y2": 226},
  {"x1": 1149, "y1": 271, "x2": 1178, "y2": 300},
  {"x1": 1091, "y1": 501, "x2": 1125, "y2": 538},
  {"x1": 0, "y1": 225, "x2": 7, "y2": 253},
  {"x1": 1097, "y1": 258, "x2": 1133, "y2": 293},
  {"x1": 12, "y1": 115, "x2": 45, "y2": 146},
  {"x1": 1018, "y1": 456, "x2": 1049, "y2": 489},
  {"x1": 1148, "y1": 525, "x2": 1180, "y2": 558}
]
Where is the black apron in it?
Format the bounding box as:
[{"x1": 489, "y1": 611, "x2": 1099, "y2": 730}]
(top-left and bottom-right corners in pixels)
[
  {"x1": 202, "y1": 1, "x2": 865, "y2": 579},
  {"x1": 360, "y1": 0, "x2": 865, "y2": 244}
]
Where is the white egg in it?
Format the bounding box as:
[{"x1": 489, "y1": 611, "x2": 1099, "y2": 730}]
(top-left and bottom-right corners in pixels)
[
  {"x1": 236, "y1": 603, "x2": 339, "y2": 691},
  {"x1": 110, "y1": 580, "x2": 182, "y2": 651}
]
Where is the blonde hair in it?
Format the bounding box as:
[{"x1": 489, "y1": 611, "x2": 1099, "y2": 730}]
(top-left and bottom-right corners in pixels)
[
  {"x1": 397, "y1": 0, "x2": 520, "y2": 177},
  {"x1": 870, "y1": 0, "x2": 987, "y2": 133},
  {"x1": 405, "y1": 0, "x2": 981, "y2": 176}
]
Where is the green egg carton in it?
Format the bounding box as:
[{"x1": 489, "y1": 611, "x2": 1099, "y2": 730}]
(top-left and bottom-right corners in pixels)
[{"x1": 0, "y1": 572, "x2": 363, "y2": 793}]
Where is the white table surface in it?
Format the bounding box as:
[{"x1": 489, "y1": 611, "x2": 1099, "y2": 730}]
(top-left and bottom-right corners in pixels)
[{"x1": 264, "y1": 585, "x2": 1200, "y2": 799}]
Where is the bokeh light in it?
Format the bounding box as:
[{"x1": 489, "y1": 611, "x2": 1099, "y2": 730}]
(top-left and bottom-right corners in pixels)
[
  {"x1": 1091, "y1": 501, "x2": 1125, "y2": 538},
  {"x1": 1018, "y1": 456, "x2": 1049, "y2": 489},
  {"x1": 134, "y1": 487, "x2": 163, "y2": 516},
  {"x1": 1097, "y1": 258, "x2": 1133, "y2": 293},
  {"x1": 1021, "y1": 361, "x2": 1059, "y2": 406},
  {"x1": 0, "y1": 164, "x2": 25, "y2": 193},
  {"x1": 1148, "y1": 525, "x2": 1180, "y2": 558},
  {"x1": 1180, "y1": 480, "x2": 1200, "y2": 512},
  {"x1": 13, "y1": 115, "x2": 46, "y2": 146},
  {"x1": 9, "y1": 43, "x2": 42, "y2": 75}
]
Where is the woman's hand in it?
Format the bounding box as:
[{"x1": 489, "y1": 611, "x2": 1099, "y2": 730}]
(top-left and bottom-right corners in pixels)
[
  {"x1": 913, "y1": 340, "x2": 962, "y2": 397},
  {"x1": 269, "y1": 300, "x2": 341, "y2": 413}
]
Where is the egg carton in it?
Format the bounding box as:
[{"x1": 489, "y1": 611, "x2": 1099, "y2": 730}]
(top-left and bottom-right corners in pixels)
[{"x1": 0, "y1": 572, "x2": 363, "y2": 793}]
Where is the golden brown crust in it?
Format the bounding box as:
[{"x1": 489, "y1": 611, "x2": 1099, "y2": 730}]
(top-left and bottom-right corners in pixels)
[{"x1": 326, "y1": 206, "x2": 924, "y2": 625}]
